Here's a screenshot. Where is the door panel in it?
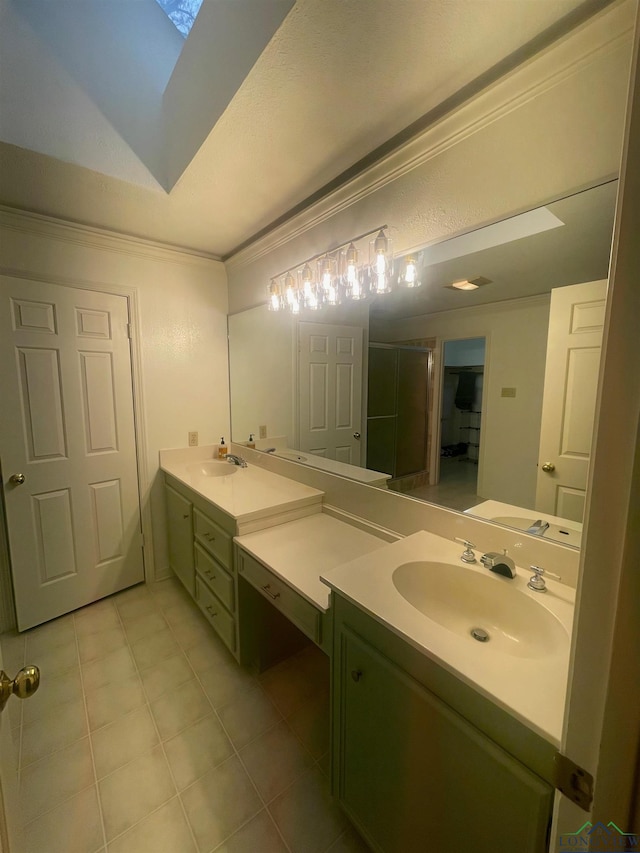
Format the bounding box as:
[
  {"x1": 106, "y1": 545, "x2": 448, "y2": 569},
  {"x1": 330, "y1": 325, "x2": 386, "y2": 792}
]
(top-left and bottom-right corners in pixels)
[
  {"x1": 298, "y1": 322, "x2": 363, "y2": 464},
  {"x1": 535, "y1": 280, "x2": 606, "y2": 520},
  {"x1": 0, "y1": 277, "x2": 144, "y2": 630}
]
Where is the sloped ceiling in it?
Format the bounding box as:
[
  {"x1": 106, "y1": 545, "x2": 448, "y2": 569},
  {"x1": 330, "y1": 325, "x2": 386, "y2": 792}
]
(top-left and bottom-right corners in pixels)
[{"x1": 0, "y1": 0, "x2": 611, "y2": 258}]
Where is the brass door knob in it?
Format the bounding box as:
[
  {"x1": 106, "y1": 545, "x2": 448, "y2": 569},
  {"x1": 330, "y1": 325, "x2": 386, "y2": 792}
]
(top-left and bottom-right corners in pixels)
[
  {"x1": 0, "y1": 665, "x2": 40, "y2": 713},
  {"x1": 353, "y1": 432, "x2": 361, "y2": 439},
  {"x1": 541, "y1": 462, "x2": 555, "y2": 472},
  {"x1": 9, "y1": 473, "x2": 25, "y2": 485}
]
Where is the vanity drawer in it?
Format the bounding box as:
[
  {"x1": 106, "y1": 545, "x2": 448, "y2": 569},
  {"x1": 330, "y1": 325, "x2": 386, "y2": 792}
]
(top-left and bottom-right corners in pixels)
[
  {"x1": 194, "y1": 508, "x2": 232, "y2": 569},
  {"x1": 195, "y1": 543, "x2": 234, "y2": 612},
  {"x1": 237, "y1": 549, "x2": 321, "y2": 644},
  {"x1": 195, "y1": 576, "x2": 236, "y2": 654}
]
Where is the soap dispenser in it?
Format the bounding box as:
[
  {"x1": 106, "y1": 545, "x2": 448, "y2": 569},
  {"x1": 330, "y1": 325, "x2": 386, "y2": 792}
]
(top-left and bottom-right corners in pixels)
[
  {"x1": 247, "y1": 433, "x2": 255, "y2": 449},
  {"x1": 217, "y1": 437, "x2": 228, "y2": 459}
]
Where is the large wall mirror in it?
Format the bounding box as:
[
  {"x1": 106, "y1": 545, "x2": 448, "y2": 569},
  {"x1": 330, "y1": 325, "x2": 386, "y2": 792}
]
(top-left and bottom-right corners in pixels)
[{"x1": 228, "y1": 179, "x2": 617, "y2": 550}]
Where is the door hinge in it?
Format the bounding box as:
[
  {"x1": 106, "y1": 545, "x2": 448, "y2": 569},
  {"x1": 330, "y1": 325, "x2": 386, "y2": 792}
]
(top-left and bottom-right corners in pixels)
[
  {"x1": 127, "y1": 323, "x2": 133, "y2": 340},
  {"x1": 553, "y1": 752, "x2": 593, "y2": 811},
  {"x1": 139, "y1": 532, "x2": 145, "y2": 548}
]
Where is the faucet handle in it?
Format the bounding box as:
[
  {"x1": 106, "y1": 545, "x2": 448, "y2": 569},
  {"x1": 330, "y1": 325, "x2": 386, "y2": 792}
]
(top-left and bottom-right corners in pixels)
[
  {"x1": 527, "y1": 565, "x2": 561, "y2": 592},
  {"x1": 454, "y1": 538, "x2": 477, "y2": 564}
]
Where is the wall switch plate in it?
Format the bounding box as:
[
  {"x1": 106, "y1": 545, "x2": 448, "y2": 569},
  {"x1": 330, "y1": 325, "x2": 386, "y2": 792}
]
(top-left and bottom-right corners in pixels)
[
  {"x1": 188, "y1": 431, "x2": 199, "y2": 446},
  {"x1": 259, "y1": 425, "x2": 267, "y2": 439}
]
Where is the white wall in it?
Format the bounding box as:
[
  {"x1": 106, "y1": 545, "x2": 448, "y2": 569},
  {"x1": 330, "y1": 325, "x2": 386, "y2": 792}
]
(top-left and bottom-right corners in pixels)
[
  {"x1": 0, "y1": 211, "x2": 229, "y2": 580},
  {"x1": 379, "y1": 296, "x2": 550, "y2": 508},
  {"x1": 228, "y1": 305, "x2": 296, "y2": 446}
]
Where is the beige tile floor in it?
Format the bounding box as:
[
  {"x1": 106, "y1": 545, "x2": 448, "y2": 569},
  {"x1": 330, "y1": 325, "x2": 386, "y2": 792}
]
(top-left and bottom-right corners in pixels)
[
  {"x1": 4, "y1": 578, "x2": 371, "y2": 853},
  {"x1": 405, "y1": 457, "x2": 480, "y2": 511}
]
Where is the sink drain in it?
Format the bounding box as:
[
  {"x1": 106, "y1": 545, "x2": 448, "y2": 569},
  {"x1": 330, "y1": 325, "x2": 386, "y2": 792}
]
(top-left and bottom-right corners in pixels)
[{"x1": 470, "y1": 627, "x2": 490, "y2": 643}]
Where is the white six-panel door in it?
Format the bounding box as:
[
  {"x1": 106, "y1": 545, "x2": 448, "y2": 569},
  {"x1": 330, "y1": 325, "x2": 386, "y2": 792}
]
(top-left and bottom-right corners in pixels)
[
  {"x1": 0, "y1": 277, "x2": 144, "y2": 630},
  {"x1": 298, "y1": 322, "x2": 363, "y2": 465},
  {"x1": 535, "y1": 280, "x2": 607, "y2": 521}
]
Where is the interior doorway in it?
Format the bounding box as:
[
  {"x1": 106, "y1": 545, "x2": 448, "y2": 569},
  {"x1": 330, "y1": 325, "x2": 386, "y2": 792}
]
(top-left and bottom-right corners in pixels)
[{"x1": 412, "y1": 337, "x2": 485, "y2": 511}]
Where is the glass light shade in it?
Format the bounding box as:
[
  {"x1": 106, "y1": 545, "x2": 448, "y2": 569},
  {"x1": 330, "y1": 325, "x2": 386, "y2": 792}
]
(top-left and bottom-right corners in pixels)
[
  {"x1": 370, "y1": 229, "x2": 393, "y2": 294},
  {"x1": 301, "y1": 264, "x2": 319, "y2": 309},
  {"x1": 285, "y1": 277, "x2": 301, "y2": 313},
  {"x1": 268, "y1": 279, "x2": 282, "y2": 311},
  {"x1": 343, "y1": 242, "x2": 366, "y2": 300},
  {"x1": 400, "y1": 255, "x2": 421, "y2": 288}
]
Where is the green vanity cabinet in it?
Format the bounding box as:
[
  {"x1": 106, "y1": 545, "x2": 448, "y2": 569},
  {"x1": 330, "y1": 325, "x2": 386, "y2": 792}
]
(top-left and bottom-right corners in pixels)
[
  {"x1": 193, "y1": 506, "x2": 237, "y2": 656},
  {"x1": 165, "y1": 483, "x2": 195, "y2": 596},
  {"x1": 331, "y1": 595, "x2": 554, "y2": 853},
  {"x1": 164, "y1": 474, "x2": 239, "y2": 658}
]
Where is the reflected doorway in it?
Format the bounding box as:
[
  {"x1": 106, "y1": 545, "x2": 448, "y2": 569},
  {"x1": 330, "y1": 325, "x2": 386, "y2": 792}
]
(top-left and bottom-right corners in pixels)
[{"x1": 408, "y1": 338, "x2": 485, "y2": 511}]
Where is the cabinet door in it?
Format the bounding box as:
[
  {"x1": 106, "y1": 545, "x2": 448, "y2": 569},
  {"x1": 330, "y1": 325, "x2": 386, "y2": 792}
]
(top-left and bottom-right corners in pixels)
[
  {"x1": 165, "y1": 484, "x2": 194, "y2": 596},
  {"x1": 335, "y1": 627, "x2": 553, "y2": 853}
]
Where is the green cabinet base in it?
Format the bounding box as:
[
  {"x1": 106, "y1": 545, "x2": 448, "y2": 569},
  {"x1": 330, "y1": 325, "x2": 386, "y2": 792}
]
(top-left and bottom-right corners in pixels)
[{"x1": 332, "y1": 595, "x2": 554, "y2": 853}]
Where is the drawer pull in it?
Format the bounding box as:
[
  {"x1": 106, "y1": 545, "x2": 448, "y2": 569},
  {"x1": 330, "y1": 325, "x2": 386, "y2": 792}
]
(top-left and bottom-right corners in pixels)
[
  {"x1": 205, "y1": 570, "x2": 216, "y2": 580},
  {"x1": 205, "y1": 533, "x2": 216, "y2": 541},
  {"x1": 351, "y1": 669, "x2": 363, "y2": 682},
  {"x1": 182, "y1": 514, "x2": 189, "y2": 519},
  {"x1": 205, "y1": 605, "x2": 218, "y2": 617},
  {"x1": 262, "y1": 584, "x2": 280, "y2": 601}
]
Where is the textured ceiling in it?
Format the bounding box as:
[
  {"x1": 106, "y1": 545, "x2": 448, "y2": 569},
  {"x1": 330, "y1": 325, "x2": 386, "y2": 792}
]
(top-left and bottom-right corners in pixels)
[{"x1": 0, "y1": 0, "x2": 606, "y2": 258}]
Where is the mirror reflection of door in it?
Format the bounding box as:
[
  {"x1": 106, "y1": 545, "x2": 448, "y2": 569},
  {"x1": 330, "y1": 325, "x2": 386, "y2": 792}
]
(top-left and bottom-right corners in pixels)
[
  {"x1": 298, "y1": 322, "x2": 363, "y2": 464},
  {"x1": 535, "y1": 280, "x2": 607, "y2": 520}
]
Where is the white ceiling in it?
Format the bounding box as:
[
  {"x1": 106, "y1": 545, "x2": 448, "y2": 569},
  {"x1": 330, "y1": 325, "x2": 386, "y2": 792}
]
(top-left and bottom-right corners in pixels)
[{"x1": 0, "y1": 0, "x2": 607, "y2": 259}]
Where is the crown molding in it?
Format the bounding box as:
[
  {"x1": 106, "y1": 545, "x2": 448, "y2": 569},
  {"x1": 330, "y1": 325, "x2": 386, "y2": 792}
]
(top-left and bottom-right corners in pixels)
[
  {"x1": 0, "y1": 205, "x2": 223, "y2": 268},
  {"x1": 226, "y1": 0, "x2": 634, "y2": 274}
]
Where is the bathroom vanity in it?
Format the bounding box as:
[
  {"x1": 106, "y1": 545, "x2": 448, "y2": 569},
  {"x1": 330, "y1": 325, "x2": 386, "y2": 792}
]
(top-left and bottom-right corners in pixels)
[
  {"x1": 321, "y1": 529, "x2": 573, "y2": 853},
  {"x1": 162, "y1": 446, "x2": 575, "y2": 853},
  {"x1": 161, "y1": 446, "x2": 324, "y2": 658}
]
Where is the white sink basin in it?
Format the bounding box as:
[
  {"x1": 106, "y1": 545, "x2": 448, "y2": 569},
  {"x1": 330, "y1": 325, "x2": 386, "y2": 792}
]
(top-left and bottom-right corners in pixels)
[
  {"x1": 392, "y1": 560, "x2": 568, "y2": 659},
  {"x1": 186, "y1": 461, "x2": 237, "y2": 478}
]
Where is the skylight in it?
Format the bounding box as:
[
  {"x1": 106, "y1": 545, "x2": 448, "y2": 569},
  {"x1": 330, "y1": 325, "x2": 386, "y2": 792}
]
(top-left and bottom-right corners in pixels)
[{"x1": 155, "y1": 0, "x2": 204, "y2": 38}]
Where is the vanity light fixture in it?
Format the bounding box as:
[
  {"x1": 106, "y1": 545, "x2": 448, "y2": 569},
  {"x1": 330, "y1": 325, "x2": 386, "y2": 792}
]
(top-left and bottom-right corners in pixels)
[{"x1": 266, "y1": 225, "x2": 411, "y2": 313}]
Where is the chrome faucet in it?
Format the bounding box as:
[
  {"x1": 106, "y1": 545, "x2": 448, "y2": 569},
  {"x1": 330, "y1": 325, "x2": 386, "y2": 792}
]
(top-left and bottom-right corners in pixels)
[
  {"x1": 480, "y1": 550, "x2": 516, "y2": 578},
  {"x1": 226, "y1": 454, "x2": 247, "y2": 468},
  {"x1": 264, "y1": 447, "x2": 277, "y2": 453},
  {"x1": 525, "y1": 519, "x2": 550, "y2": 536}
]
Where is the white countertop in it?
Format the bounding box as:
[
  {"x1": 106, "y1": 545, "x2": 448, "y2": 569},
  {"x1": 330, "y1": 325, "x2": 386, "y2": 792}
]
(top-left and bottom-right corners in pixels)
[
  {"x1": 160, "y1": 446, "x2": 323, "y2": 524},
  {"x1": 251, "y1": 437, "x2": 390, "y2": 485},
  {"x1": 466, "y1": 500, "x2": 582, "y2": 548},
  {"x1": 321, "y1": 530, "x2": 575, "y2": 745},
  {"x1": 235, "y1": 513, "x2": 390, "y2": 611}
]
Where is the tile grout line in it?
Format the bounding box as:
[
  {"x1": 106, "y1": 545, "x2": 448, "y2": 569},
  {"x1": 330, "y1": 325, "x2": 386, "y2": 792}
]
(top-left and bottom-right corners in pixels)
[{"x1": 73, "y1": 607, "x2": 109, "y2": 853}]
